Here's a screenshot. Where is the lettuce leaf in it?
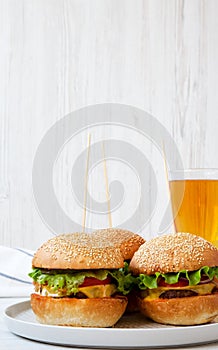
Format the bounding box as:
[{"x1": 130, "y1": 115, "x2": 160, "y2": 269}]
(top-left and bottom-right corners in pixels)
[
  {"x1": 137, "y1": 266, "x2": 218, "y2": 290},
  {"x1": 109, "y1": 262, "x2": 137, "y2": 295},
  {"x1": 29, "y1": 264, "x2": 218, "y2": 294},
  {"x1": 28, "y1": 262, "x2": 135, "y2": 296}
]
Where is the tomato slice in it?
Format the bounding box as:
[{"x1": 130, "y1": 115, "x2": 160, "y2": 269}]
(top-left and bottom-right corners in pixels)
[
  {"x1": 158, "y1": 277, "x2": 189, "y2": 288},
  {"x1": 79, "y1": 276, "x2": 112, "y2": 288},
  {"x1": 199, "y1": 275, "x2": 212, "y2": 284}
]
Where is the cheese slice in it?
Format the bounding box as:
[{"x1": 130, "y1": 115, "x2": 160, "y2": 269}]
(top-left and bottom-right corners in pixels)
[
  {"x1": 142, "y1": 283, "x2": 215, "y2": 301},
  {"x1": 36, "y1": 284, "x2": 117, "y2": 298},
  {"x1": 78, "y1": 284, "x2": 117, "y2": 298}
]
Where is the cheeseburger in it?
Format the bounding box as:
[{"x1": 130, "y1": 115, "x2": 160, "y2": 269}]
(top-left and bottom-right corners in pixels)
[
  {"x1": 29, "y1": 229, "x2": 144, "y2": 327},
  {"x1": 129, "y1": 232, "x2": 218, "y2": 325}
]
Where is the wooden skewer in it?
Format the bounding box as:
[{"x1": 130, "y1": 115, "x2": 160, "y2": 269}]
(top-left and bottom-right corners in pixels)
[
  {"x1": 102, "y1": 141, "x2": 112, "y2": 228},
  {"x1": 162, "y1": 141, "x2": 176, "y2": 233},
  {"x1": 162, "y1": 141, "x2": 172, "y2": 200},
  {"x1": 162, "y1": 141, "x2": 169, "y2": 184},
  {"x1": 82, "y1": 133, "x2": 91, "y2": 232}
]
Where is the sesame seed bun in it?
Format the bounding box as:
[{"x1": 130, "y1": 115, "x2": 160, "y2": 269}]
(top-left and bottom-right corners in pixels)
[
  {"x1": 138, "y1": 294, "x2": 218, "y2": 326},
  {"x1": 31, "y1": 293, "x2": 128, "y2": 327},
  {"x1": 32, "y1": 229, "x2": 145, "y2": 270},
  {"x1": 130, "y1": 232, "x2": 218, "y2": 275},
  {"x1": 32, "y1": 232, "x2": 125, "y2": 270},
  {"x1": 92, "y1": 228, "x2": 145, "y2": 260}
]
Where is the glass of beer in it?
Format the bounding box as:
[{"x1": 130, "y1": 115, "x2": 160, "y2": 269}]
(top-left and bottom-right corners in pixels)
[{"x1": 169, "y1": 169, "x2": 218, "y2": 247}]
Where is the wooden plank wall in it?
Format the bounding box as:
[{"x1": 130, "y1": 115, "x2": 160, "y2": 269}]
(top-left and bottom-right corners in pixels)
[{"x1": 1, "y1": 0, "x2": 218, "y2": 249}]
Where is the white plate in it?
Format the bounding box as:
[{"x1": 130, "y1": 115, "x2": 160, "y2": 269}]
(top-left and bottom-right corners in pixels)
[{"x1": 4, "y1": 300, "x2": 218, "y2": 348}]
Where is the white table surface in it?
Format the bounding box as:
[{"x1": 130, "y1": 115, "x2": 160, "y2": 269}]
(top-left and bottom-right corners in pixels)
[{"x1": 1, "y1": 297, "x2": 218, "y2": 350}]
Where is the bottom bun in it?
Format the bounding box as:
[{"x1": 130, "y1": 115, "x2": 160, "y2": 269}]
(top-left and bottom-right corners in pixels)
[
  {"x1": 138, "y1": 294, "x2": 218, "y2": 325},
  {"x1": 31, "y1": 293, "x2": 128, "y2": 327}
]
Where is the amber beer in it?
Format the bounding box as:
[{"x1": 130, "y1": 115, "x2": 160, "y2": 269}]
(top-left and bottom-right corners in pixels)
[{"x1": 169, "y1": 170, "x2": 218, "y2": 248}]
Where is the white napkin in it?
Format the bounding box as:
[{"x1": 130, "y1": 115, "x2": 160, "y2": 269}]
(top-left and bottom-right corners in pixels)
[{"x1": 0, "y1": 246, "x2": 34, "y2": 297}]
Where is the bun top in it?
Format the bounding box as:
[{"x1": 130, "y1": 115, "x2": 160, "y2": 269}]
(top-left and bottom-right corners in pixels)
[
  {"x1": 32, "y1": 228, "x2": 144, "y2": 270},
  {"x1": 32, "y1": 232, "x2": 124, "y2": 269},
  {"x1": 129, "y1": 232, "x2": 218, "y2": 275},
  {"x1": 92, "y1": 228, "x2": 145, "y2": 260}
]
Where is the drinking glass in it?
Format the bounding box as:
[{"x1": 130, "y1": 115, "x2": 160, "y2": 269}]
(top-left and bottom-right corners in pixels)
[{"x1": 169, "y1": 169, "x2": 218, "y2": 248}]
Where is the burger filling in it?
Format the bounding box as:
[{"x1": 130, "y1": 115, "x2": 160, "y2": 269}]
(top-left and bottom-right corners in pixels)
[
  {"x1": 137, "y1": 266, "x2": 218, "y2": 300},
  {"x1": 29, "y1": 262, "x2": 135, "y2": 299}
]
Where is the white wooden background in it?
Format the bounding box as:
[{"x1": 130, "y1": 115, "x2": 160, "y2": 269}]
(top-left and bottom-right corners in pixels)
[{"x1": 1, "y1": 0, "x2": 218, "y2": 250}]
